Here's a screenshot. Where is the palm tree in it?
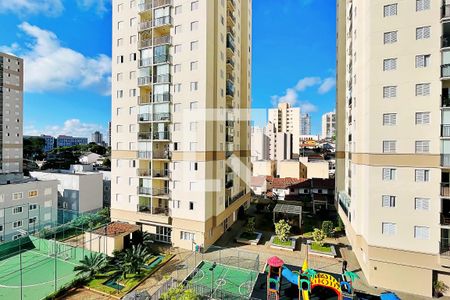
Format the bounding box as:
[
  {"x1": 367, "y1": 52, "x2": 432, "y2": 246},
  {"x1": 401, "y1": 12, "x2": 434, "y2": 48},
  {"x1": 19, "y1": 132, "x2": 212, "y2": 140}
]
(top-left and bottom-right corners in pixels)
[
  {"x1": 73, "y1": 253, "x2": 106, "y2": 278},
  {"x1": 142, "y1": 231, "x2": 154, "y2": 249},
  {"x1": 110, "y1": 244, "x2": 152, "y2": 279}
]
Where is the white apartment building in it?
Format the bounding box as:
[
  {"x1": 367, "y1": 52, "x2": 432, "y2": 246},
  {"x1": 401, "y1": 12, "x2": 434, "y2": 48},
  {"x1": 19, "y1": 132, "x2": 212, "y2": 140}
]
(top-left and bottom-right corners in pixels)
[
  {"x1": 111, "y1": 0, "x2": 251, "y2": 249},
  {"x1": 250, "y1": 126, "x2": 269, "y2": 162},
  {"x1": 268, "y1": 102, "x2": 300, "y2": 155},
  {"x1": 336, "y1": 0, "x2": 450, "y2": 296},
  {"x1": 0, "y1": 53, "x2": 23, "y2": 174},
  {"x1": 321, "y1": 111, "x2": 335, "y2": 139},
  {"x1": 301, "y1": 113, "x2": 311, "y2": 135}
]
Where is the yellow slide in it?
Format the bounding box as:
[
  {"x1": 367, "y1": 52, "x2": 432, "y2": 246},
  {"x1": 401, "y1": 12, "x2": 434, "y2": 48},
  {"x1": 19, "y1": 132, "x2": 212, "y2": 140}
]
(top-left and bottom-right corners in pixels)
[{"x1": 301, "y1": 259, "x2": 310, "y2": 300}]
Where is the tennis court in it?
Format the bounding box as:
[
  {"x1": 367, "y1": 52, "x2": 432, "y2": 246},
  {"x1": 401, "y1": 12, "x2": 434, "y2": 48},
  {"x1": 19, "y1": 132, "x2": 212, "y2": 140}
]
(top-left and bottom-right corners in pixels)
[
  {"x1": 0, "y1": 235, "x2": 98, "y2": 300},
  {"x1": 185, "y1": 260, "x2": 258, "y2": 299}
]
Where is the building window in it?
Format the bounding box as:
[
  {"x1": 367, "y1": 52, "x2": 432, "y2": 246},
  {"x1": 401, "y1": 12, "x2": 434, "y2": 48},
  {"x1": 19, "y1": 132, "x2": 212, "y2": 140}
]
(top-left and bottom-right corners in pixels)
[
  {"x1": 383, "y1": 86, "x2": 397, "y2": 98},
  {"x1": 384, "y1": 4, "x2": 397, "y2": 17},
  {"x1": 416, "y1": 0, "x2": 430, "y2": 11},
  {"x1": 416, "y1": 26, "x2": 431, "y2": 40},
  {"x1": 191, "y1": 1, "x2": 199, "y2": 11},
  {"x1": 174, "y1": 64, "x2": 181, "y2": 73},
  {"x1": 12, "y1": 192, "x2": 23, "y2": 200},
  {"x1": 189, "y1": 201, "x2": 194, "y2": 210},
  {"x1": 382, "y1": 222, "x2": 396, "y2": 235},
  {"x1": 382, "y1": 168, "x2": 396, "y2": 181},
  {"x1": 384, "y1": 31, "x2": 398, "y2": 44},
  {"x1": 190, "y1": 41, "x2": 199, "y2": 51},
  {"x1": 28, "y1": 190, "x2": 38, "y2": 198},
  {"x1": 13, "y1": 234, "x2": 22, "y2": 240},
  {"x1": 415, "y1": 198, "x2": 430, "y2": 211},
  {"x1": 174, "y1": 123, "x2": 181, "y2": 131},
  {"x1": 175, "y1": 25, "x2": 182, "y2": 34},
  {"x1": 29, "y1": 204, "x2": 37, "y2": 210},
  {"x1": 416, "y1": 54, "x2": 430, "y2": 68},
  {"x1": 415, "y1": 140, "x2": 430, "y2": 153},
  {"x1": 415, "y1": 169, "x2": 430, "y2": 182},
  {"x1": 414, "y1": 226, "x2": 429, "y2": 240},
  {"x1": 415, "y1": 112, "x2": 430, "y2": 124},
  {"x1": 383, "y1": 113, "x2": 397, "y2": 125},
  {"x1": 190, "y1": 61, "x2": 198, "y2": 71},
  {"x1": 175, "y1": 5, "x2": 182, "y2": 14},
  {"x1": 190, "y1": 82, "x2": 198, "y2": 91},
  {"x1": 13, "y1": 220, "x2": 22, "y2": 228},
  {"x1": 383, "y1": 58, "x2": 397, "y2": 71},
  {"x1": 382, "y1": 195, "x2": 396, "y2": 208},
  {"x1": 382, "y1": 140, "x2": 396, "y2": 153},
  {"x1": 174, "y1": 44, "x2": 182, "y2": 53},
  {"x1": 29, "y1": 217, "x2": 37, "y2": 224},
  {"x1": 416, "y1": 83, "x2": 430, "y2": 96},
  {"x1": 0, "y1": 225, "x2": 2, "y2": 232},
  {"x1": 180, "y1": 231, "x2": 195, "y2": 241},
  {"x1": 191, "y1": 21, "x2": 199, "y2": 31}
]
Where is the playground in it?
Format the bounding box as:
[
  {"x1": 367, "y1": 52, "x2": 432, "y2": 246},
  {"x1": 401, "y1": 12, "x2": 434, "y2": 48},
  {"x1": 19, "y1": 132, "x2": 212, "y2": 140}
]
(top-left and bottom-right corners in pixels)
[{"x1": 0, "y1": 235, "x2": 98, "y2": 300}]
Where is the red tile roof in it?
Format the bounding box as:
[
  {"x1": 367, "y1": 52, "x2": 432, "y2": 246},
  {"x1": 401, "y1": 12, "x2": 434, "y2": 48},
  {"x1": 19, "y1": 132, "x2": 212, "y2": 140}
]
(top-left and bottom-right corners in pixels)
[
  {"x1": 93, "y1": 222, "x2": 140, "y2": 237},
  {"x1": 269, "y1": 177, "x2": 307, "y2": 189}
]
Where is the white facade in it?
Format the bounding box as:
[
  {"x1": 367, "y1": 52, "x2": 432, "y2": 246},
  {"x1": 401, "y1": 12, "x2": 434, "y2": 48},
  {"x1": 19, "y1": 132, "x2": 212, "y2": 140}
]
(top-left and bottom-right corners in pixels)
[
  {"x1": 268, "y1": 102, "x2": 300, "y2": 155},
  {"x1": 250, "y1": 126, "x2": 269, "y2": 162},
  {"x1": 79, "y1": 153, "x2": 104, "y2": 165},
  {"x1": 321, "y1": 111, "x2": 335, "y2": 139}
]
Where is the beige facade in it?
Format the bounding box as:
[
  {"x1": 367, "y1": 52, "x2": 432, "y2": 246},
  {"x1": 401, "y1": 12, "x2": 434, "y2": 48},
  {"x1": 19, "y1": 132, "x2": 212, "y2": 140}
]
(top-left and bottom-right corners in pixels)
[
  {"x1": 299, "y1": 157, "x2": 329, "y2": 179},
  {"x1": 268, "y1": 103, "x2": 300, "y2": 155},
  {"x1": 252, "y1": 160, "x2": 275, "y2": 177},
  {"x1": 321, "y1": 111, "x2": 335, "y2": 139},
  {"x1": 111, "y1": 0, "x2": 251, "y2": 249},
  {"x1": 336, "y1": 0, "x2": 450, "y2": 297},
  {"x1": 277, "y1": 160, "x2": 300, "y2": 179},
  {"x1": 0, "y1": 52, "x2": 23, "y2": 174}
]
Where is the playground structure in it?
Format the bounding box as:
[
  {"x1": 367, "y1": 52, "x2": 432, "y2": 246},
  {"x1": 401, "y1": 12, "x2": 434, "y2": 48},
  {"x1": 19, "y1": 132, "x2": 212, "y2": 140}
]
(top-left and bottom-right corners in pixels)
[{"x1": 266, "y1": 256, "x2": 357, "y2": 300}]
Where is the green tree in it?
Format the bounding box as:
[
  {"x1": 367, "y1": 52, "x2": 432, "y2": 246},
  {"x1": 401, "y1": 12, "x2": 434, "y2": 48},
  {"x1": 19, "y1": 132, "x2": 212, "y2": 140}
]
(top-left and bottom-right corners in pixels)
[
  {"x1": 73, "y1": 253, "x2": 106, "y2": 278},
  {"x1": 110, "y1": 244, "x2": 152, "y2": 279},
  {"x1": 321, "y1": 221, "x2": 334, "y2": 237},
  {"x1": 245, "y1": 217, "x2": 256, "y2": 234},
  {"x1": 23, "y1": 136, "x2": 45, "y2": 159},
  {"x1": 274, "y1": 219, "x2": 291, "y2": 242},
  {"x1": 102, "y1": 157, "x2": 111, "y2": 168},
  {"x1": 142, "y1": 231, "x2": 155, "y2": 249},
  {"x1": 312, "y1": 228, "x2": 327, "y2": 247},
  {"x1": 160, "y1": 286, "x2": 198, "y2": 300}
]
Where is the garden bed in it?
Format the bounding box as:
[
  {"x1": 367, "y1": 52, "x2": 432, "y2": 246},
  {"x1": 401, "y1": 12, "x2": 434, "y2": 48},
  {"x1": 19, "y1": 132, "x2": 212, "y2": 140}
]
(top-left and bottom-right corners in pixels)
[
  {"x1": 269, "y1": 235, "x2": 296, "y2": 251},
  {"x1": 307, "y1": 240, "x2": 336, "y2": 258},
  {"x1": 86, "y1": 253, "x2": 173, "y2": 297},
  {"x1": 236, "y1": 231, "x2": 262, "y2": 245}
]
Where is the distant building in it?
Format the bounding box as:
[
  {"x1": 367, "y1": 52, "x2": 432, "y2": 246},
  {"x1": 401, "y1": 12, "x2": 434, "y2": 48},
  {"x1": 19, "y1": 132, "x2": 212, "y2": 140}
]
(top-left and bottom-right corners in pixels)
[
  {"x1": 91, "y1": 131, "x2": 104, "y2": 145},
  {"x1": 301, "y1": 114, "x2": 311, "y2": 135},
  {"x1": 31, "y1": 167, "x2": 103, "y2": 224},
  {"x1": 40, "y1": 135, "x2": 55, "y2": 152},
  {"x1": 250, "y1": 126, "x2": 269, "y2": 162},
  {"x1": 79, "y1": 152, "x2": 103, "y2": 165},
  {"x1": 277, "y1": 160, "x2": 301, "y2": 178},
  {"x1": 299, "y1": 156, "x2": 329, "y2": 179},
  {"x1": 268, "y1": 103, "x2": 300, "y2": 155},
  {"x1": 99, "y1": 171, "x2": 111, "y2": 208},
  {"x1": 268, "y1": 131, "x2": 293, "y2": 161},
  {"x1": 252, "y1": 160, "x2": 276, "y2": 177},
  {"x1": 107, "y1": 121, "x2": 111, "y2": 147},
  {"x1": 56, "y1": 135, "x2": 88, "y2": 148},
  {"x1": 321, "y1": 111, "x2": 336, "y2": 139}
]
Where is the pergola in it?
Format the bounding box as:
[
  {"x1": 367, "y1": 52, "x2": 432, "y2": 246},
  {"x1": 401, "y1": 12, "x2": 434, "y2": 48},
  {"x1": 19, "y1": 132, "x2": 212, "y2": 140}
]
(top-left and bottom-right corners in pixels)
[{"x1": 272, "y1": 203, "x2": 302, "y2": 226}]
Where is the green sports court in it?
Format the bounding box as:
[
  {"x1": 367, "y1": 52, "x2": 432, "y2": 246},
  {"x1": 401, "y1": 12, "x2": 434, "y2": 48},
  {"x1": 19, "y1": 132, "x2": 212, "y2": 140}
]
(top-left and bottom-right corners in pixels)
[
  {"x1": 185, "y1": 260, "x2": 258, "y2": 299},
  {"x1": 0, "y1": 235, "x2": 98, "y2": 300}
]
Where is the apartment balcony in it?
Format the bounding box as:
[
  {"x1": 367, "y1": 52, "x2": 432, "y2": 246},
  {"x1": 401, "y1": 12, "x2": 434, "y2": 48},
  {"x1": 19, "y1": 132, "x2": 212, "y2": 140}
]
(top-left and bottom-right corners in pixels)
[
  {"x1": 225, "y1": 120, "x2": 234, "y2": 128},
  {"x1": 138, "y1": 95, "x2": 151, "y2": 105},
  {"x1": 138, "y1": 151, "x2": 152, "y2": 159},
  {"x1": 138, "y1": 132, "x2": 152, "y2": 140},
  {"x1": 138, "y1": 205, "x2": 169, "y2": 217},
  {"x1": 226, "y1": 142, "x2": 234, "y2": 158},
  {"x1": 139, "y1": 21, "x2": 152, "y2": 32},
  {"x1": 225, "y1": 179, "x2": 234, "y2": 189},
  {"x1": 153, "y1": 131, "x2": 170, "y2": 141},
  {"x1": 226, "y1": 34, "x2": 236, "y2": 53},
  {"x1": 153, "y1": 35, "x2": 172, "y2": 46},
  {"x1": 227, "y1": 11, "x2": 236, "y2": 25},
  {"x1": 442, "y1": 4, "x2": 450, "y2": 20},
  {"x1": 226, "y1": 134, "x2": 234, "y2": 143},
  {"x1": 226, "y1": 80, "x2": 235, "y2": 97},
  {"x1": 227, "y1": 26, "x2": 235, "y2": 37},
  {"x1": 139, "y1": 58, "x2": 153, "y2": 68},
  {"x1": 138, "y1": 187, "x2": 170, "y2": 198},
  {"x1": 138, "y1": 186, "x2": 152, "y2": 195},
  {"x1": 439, "y1": 236, "x2": 450, "y2": 267},
  {"x1": 227, "y1": 0, "x2": 236, "y2": 11},
  {"x1": 225, "y1": 190, "x2": 245, "y2": 208},
  {"x1": 443, "y1": 124, "x2": 450, "y2": 138},
  {"x1": 442, "y1": 213, "x2": 450, "y2": 226},
  {"x1": 153, "y1": 54, "x2": 172, "y2": 65},
  {"x1": 139, "y1": 39, "x2": 152, "y2": 49},
  {"x1": 138, "y1": 0, "x2": 152, "y2": 13},
  {"x1": 442, "y1": 154, "x2": 450, "y2": 167},
  {"x1": 442, "y1": 64, "x2": 450, "y2": 79},
  {"x1": 153, "y1": 15, "x2": 173, "y2": 29},
  {"x1": 153, "y1": 0, "x2": 173, "y2": 8},
  {"x1": 226, "y1": 58, "x2": 235, "y2": 72},
  {"x1": 154, "y1": 74, "x2": 172, "y2": 84},
  {"x1": 442, "y1": 182, "x2": 450, "y2": 197},
  {"x1": 138, "y1": 76, "x2": 152, "y2": 86},
  {"x1": 138, "y1": 112, "x2": 170, "y2": 123},
  {"x1": 138, "y1": 150, "x2": 171, "y2": 160},
  {"x1": 443, "y1": 95, "x2": 450, "y2": 108},
  {"x1": 138, "y1": 113, "x2": 152, "y2": 123},
  {"x1": 137, "y1": 169, "x2": 152, "y2": 177},
  {"x1": 153, "y1": 93, "x2": 171, "y2": 103},
  {"x1": 153, "y1": 169, "x2": 170, "y2": 179}
]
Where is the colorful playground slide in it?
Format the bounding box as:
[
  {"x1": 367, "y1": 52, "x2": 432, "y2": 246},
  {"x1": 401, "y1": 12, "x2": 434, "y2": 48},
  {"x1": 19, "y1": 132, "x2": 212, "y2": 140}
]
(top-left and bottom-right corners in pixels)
[{"x1": 281, "y1": 266, "x2": 310, "y2": 300}]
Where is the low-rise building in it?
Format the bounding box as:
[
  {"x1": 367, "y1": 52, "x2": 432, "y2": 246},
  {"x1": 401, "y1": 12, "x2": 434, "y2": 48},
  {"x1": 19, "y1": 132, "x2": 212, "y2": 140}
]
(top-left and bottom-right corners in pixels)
[
  {"x1": 277, "y1": 160, "x2": 300, "y2": 178},
  {"x1": 250, "y1": 175, "x2": 271, "y2": 196},
  {"x1": 299, "y1": 156, "x2": 329, "y2": 179},
  {"x1": 269, "y1": 177, "x2": 306, "y2": 201},
  {"x1": 252, "y1": 160, "x2": 276, "y2": 177},
  {"x1": 79, "y1": 153, "x2": 103, "y2": 165},
  {"x1": 99, "y1": 171, "x2": 111, "y2": 208},
  {"x1": 0, "y1": 176, "x2": 58, "y2": 242},
  {"x1": 41, "y1": 135, "x2": 55, "y2": 152},
  {"x1": 30, "y1": 169, "x2": 103, "y2": 224},
  {"x1": 56, "y1": 135, "x2": 88, "y2": 148}
]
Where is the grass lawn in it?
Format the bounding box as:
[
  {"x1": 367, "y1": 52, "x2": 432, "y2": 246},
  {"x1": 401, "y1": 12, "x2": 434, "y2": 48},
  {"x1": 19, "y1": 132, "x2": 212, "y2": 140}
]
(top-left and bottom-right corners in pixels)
[
  {"x1": 311, "y1": 242, "x2": 332, "y2": 253},
  {"x1": 239, "y1": 232, "x2": 259, "y2": 240},
  {"x1": 86, "y1": 254, "x2": 173, "y2": 297},
  {"x1": 272, "y1": 237, "x2": 293, "y2": 247}
]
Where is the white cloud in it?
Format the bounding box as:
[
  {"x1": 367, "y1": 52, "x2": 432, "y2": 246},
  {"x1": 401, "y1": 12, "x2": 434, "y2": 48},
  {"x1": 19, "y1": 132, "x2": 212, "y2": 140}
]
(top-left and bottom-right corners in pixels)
[
  {"x1": 0, "y1": 43, "x2": 20, "y2": 55},
  {"x1": 0, "y1": 0, "x2": 63, "y2": 17},
  {"x1": 318, "y1": 77, "x2": 336, "y2": 94},
  {"x1": 25, "y1": 119, "x2": 104, "y2": 138},
  {"x1": 77, "y1": 0, "x2": 110, "y2": 16},
  {"x1": 2, "y1": 22, "x2": 111, "y2": 95},
  {"x1": 295, "y1": 77, "x2": 321, "y2": 91},
  {"x1": 299, "y1": 101, "x2": 318, "y2": 113}
]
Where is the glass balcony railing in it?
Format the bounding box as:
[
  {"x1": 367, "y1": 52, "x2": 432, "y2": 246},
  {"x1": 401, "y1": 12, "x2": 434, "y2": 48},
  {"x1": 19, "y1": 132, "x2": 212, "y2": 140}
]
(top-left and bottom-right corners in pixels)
[
  {"x1": 442, "y1": 154, "x2": 450, "y2": 167},
  {"x1": 442, "y1": 95, "x2": 450, "y2": 108},
  {"x1": 137, "y1": 187, "x2": 170, "y2": 197},
  {"x1": 154, "y1": 74, "x2": 172, "y2": 84},
  {"x1": 442, "y1": 124, "x2": 450, "y2": 137},
  {"x1": 138, "y1": 150, "x2": 171, "y2": 159},
  {"x1": 138, "y1": 95, "x2": 151, "y2": 105},
  {"x1": 153, "y1": 93, "x2": 171, "y2": 103},
  {"x1": 138, "y1": 132, "x2": 152, "y2": 140},
  {"x1": 137, "y1": 169, "x2": 151, "y2": 177},
  {"x1": 138, "y1": 76, "x2": 152, "y2": 86},
  {"x1": 226, "y1": 59, "x2": 235, "y2": 68},
  {"x1": 153, "y1": 112, "x2": 171, "y2": 121},
  {"x1": 138, "y1": 151, "x2": 152, "y2": 159},
  {"x1": 153, "y1": 35, "x2": 172, "y2": 46},
  {"x1": 153, "y1": 169, "x2": 170, "y2": 178},
  {"x1": 227, "y1": 34, "x2": 236, "y2": 52},
  {"x1": 227, "y1": 12, "x2": 236, "y2": 24},
  {"x1": 153, "y1": 0, "x2": 173, "y2": 8},
  {"x1": 138, "y1": 1, "x2": 152, "y2": 12},
  {"x1": 139, "y1": 39, "x2": 152, "y2": 49},
  {"x1": 443, "y1": 36, "x2": 450, "y2": 48},
  {"x1": 442, "y1": 64, "x2": 450, "y2": 78},
  {"x1": 139, "y1": 21, "x2": 152, "y2": 31},
  {"x1": 139, "y1": 58, "x2": 153, "y2": 68},
  {"x1": 226, "y1": 80, "x2": 235, "y2": 97},
  {"x1": 153, "y1": 16, "x2": 173, "y2": 28},
  {"x1": 153, "y1": 54, "x2": 172, "y2": 65},
  {"x1": 138, "y1": 113, "x2": 152, "y2": 122},
  {"x1": 442, "y1": 4, "x2": 450, "y2": 19},
  {"x1": 153, "y1": 131, "x2": 170, "y2": 140}
]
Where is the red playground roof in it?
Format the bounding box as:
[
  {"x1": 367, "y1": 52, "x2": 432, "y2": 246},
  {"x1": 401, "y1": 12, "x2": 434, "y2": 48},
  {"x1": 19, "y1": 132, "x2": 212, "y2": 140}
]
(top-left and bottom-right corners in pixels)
[{"x1": 267, "y1": 256, "x2": 284, "y2": 267}]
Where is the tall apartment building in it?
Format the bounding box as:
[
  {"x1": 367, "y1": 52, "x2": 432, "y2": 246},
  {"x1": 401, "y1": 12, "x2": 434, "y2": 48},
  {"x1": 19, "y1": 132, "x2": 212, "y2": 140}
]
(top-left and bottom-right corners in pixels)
[
  {"x1": 301, "y1": 113, "x2": 311, "y2": 135},
  {"x1": 250, "y1": 126, "x2": 269, "y2": 162},
  {"x1": 336, "y1": 0, "x2": 450, "y2": 296},
  {"x1": 111, "y1": 0, "x2": 252, "y2": 249},
  {"x1": 268, "y1": 102, "x2": 300, "y2": 155},
  {"x1": 0, "y1": 53, "x2": 23, "y2": 174},
  {"x1": 91, "y1": 131, "x2": 104, "y2": 145},
  {"x1": 321, "y1": 111, "x2": 335, "y2": 139}
]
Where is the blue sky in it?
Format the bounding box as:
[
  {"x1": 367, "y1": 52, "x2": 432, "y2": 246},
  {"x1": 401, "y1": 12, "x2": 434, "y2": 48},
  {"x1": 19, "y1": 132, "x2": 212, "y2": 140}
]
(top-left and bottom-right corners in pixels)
[{"x1": 0, "y1": 0, "x2": 336, "y2": 138}]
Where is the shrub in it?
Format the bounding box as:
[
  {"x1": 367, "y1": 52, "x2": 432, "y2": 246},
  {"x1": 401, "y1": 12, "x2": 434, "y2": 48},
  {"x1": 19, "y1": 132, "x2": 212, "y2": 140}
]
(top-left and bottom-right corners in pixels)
[
  {"x1": 321, "y1": 221, "x2": 334, "y2": 237},
  {"x1": 312, "y1": 228, "x2": 326, "y2": 247},
  {"x1": 275, "y1": 219, "x2": 291, "y2": 242},
  {"x1": 245, "y1": 217, "x2": 256, "y2": 234},
  {"x1": 160, "y1": 286, "x2": 198, "y2": 300}
]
